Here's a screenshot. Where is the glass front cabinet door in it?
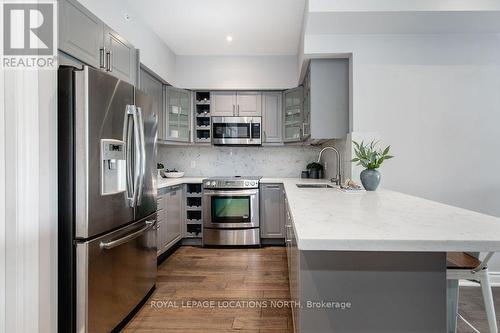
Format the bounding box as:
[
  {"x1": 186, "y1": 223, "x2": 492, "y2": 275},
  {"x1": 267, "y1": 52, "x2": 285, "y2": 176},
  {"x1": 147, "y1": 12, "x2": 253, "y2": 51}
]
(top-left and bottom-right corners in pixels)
[
  {"x1": 166, "y1": 86, "x2": 191, "y2": 142},
  {"x1": 283, "y1": 87, "x2": 304, "y2": 142}
]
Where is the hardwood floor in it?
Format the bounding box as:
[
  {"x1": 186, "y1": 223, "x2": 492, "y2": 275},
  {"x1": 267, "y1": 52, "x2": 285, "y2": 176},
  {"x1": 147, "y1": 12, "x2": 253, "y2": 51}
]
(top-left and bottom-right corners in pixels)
[
  {"x1": 123, "y1": 246, "x2": 293, "y2": 333},
  {"x1": 123, "y1": 246, "x2": 499, "y2": 332},
  {"x1": 457, "y1": 287, "x2": 500, "y2": 332}
]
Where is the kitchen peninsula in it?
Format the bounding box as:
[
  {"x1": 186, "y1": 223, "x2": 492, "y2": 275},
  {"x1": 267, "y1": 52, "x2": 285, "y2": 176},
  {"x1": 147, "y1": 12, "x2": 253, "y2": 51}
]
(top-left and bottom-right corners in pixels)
[{"x1": 158, "y1": 176, "x2": 500, "y2": 332}]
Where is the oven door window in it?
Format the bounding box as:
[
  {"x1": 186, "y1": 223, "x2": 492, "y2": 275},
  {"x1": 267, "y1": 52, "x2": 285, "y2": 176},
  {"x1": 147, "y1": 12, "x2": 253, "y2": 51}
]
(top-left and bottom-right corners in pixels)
[
  {"x1": 211, "y1": 196, "x2": 251, "y2": 223},
  {"x1": 213, "y1": 123, "x2": 251, "y2": 139}
]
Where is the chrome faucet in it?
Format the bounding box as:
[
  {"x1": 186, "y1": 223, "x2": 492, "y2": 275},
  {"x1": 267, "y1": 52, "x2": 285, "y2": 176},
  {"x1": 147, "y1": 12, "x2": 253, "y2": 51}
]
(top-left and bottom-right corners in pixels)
[{"x1": 317, "y1": 146, "x2": 342, "y2": 186}]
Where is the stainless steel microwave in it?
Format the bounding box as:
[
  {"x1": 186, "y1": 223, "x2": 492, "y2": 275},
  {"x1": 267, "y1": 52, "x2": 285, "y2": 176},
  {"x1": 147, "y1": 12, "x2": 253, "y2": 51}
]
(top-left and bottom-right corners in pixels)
[{"x1": 212, "y1": 116, "x2": 261, "y2": 145}]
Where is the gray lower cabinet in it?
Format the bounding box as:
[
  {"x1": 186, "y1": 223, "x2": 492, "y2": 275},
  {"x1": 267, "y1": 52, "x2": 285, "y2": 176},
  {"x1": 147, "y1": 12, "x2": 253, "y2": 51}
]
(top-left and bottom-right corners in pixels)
[
  {"x1": 156, "y1": 194, "x2": 166, "y2": 256},
  {"x1": 260, "y1": 184, "x2": 285, "y2": 238},
  {"x1": 59, "y1": 0, "x2": 103, "y2": 68},
  {"x1": 157, "y1": 185, "x2": 182, "y2": 256},
  {"x1": 165, "y1": 185, "x2": 182, "y2": 245},
  {"x1": 140, "y1": 69, "x2": 164, "y2": 140},
  {"x1": 262, "y1": 92, "x2": 283, "y2": 144},
  {"x1": 284, "y1": 194, "x2": 298, "y2": 328},
  {"x1": 58, "y1": 0, "x2": 138, "y2": 85}
]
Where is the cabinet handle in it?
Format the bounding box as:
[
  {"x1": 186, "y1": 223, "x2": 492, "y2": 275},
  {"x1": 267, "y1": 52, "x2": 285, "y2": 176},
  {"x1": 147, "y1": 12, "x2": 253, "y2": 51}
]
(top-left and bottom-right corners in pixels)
[
  {"x1": 266, "y1": 185, "x2": 280, "y2": 189},
  {"x1": 106, "y1": 51, "x2": 112, "y2": 72},
  {"x1": 237, "y1": 104, "x2": 240, "y2": 115},
  {"x1": 264, "y1": 131, "x2": 267, "y2": 142},
  {"x1": 233, "y1": 105, "x2": 235, "y2": 116},
  {"x1": 99, "y1": 47, "x2": 106, "y2": 68}
]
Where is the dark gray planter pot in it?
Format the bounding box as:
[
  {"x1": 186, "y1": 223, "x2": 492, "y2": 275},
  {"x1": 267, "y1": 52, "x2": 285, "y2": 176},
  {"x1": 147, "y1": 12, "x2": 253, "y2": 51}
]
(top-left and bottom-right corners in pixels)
[
  {"x1": 309, "y1": 169, "x2": 323, "y2": 179},
  {"x1": 360, "y1": 169, "x2": 381, "y2": 191}
]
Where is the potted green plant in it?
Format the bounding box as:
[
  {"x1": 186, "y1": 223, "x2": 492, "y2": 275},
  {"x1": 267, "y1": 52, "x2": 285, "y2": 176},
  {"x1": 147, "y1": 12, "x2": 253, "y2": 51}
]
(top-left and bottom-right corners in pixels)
[
  {"x1": 157, "y1": 163, "x2": 164, "y2": 178},
  {"x1": 306, "y1": 162, "x2": 324, "y2": 179},
  {"x1": 351, "y1": 140, "x2": 394, "y2": 191}
]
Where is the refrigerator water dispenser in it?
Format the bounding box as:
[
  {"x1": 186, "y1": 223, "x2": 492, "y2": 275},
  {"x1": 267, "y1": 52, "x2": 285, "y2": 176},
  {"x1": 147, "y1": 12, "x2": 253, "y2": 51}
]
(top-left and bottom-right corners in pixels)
[{"x1": 101, "y1": 139, "x2": 126, "y2": 195}]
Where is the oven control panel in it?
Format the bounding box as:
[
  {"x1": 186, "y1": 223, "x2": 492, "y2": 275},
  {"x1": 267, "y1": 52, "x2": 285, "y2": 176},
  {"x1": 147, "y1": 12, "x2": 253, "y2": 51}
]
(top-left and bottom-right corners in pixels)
[{"x1": 203, "y1": 179, "x2": 259, "y2": 189}]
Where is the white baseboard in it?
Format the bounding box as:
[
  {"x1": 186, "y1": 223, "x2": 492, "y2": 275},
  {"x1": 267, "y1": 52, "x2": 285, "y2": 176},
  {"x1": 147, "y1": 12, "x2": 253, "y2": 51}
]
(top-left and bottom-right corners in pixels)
[{"x1": 459, "y1": 272, "x2": 500, "y2": 287}]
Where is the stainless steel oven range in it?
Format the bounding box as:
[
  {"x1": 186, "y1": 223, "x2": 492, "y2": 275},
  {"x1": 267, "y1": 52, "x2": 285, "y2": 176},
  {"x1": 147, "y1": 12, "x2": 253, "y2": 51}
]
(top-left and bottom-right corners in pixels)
[{"x1": 203, "y1": 176, "x2": 261, "y2": 246}]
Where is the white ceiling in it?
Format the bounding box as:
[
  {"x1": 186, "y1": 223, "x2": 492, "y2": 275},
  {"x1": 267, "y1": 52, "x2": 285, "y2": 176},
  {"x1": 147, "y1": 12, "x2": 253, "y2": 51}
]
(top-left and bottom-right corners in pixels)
[{"x1": 123, "y1": 0, "x2": 306, "y2": 56}]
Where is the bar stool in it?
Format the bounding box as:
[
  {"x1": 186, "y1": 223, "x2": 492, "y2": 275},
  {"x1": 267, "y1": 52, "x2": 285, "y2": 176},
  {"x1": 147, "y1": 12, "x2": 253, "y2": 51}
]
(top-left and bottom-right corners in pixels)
[{"x1": 447, "y1": 252, "x2": 497, "y2": 333}]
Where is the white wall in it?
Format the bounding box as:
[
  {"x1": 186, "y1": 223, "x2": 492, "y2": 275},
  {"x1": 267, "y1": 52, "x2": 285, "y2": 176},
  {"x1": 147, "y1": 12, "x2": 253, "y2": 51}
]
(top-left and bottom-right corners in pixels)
[
  {"x1": 78, "y1": 0, "x2": 177, "y2": 84},
  {"x1": 305, "y1": 33, "x2": 500, "y2": 272},
  {"x1": 308, "y1": 0, "x2": 500, "y2": 12},
  {"x1": 1, "y1": 68, "x2": 58, "y2": 333},
  {"x1": 175, "y1": 55, "x2": 298, "y2": 90}
]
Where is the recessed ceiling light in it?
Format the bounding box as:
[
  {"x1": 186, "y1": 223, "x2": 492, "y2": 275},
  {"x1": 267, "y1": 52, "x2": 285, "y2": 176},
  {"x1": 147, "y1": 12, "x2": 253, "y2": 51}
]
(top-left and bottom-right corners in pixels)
[
  {"x1": 124, "y1": 13, "x2": 131, "y2": 21},
  {"x1": 226, "y1": 35, "x2": 233, "y2": 43}
]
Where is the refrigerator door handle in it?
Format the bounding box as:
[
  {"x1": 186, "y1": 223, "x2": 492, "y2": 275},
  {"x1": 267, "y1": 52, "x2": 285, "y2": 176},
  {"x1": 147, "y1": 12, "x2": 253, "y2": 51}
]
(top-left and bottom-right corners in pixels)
[
  {"x1": 125, "y1": 105, "x2": 141, "y2": 207},
  {"x1": 99, "y1": 220, "x2": 155, "y2": 250},
  {"x1": 135, "y1": 106, "x2": 146, "y2": 206}
]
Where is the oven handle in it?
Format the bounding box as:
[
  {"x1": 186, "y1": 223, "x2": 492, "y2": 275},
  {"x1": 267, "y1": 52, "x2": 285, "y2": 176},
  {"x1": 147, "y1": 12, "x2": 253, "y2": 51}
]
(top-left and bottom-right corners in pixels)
[{"x1": 203, "y1": 189, "x2": 259, "y2": 196}]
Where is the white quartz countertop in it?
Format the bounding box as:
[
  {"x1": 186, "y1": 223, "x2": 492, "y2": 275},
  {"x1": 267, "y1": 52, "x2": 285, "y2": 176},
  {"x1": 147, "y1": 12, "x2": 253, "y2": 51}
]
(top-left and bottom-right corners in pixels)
[
  {"x1": 157, "y1": 176, "x2": 500, "y2": 252},
  {"x1": 276, "y1": 178, "x2": 500, "y2": 252},
  {"x1": 157, "y1": 177, "x2": 204, "y2": 189}
]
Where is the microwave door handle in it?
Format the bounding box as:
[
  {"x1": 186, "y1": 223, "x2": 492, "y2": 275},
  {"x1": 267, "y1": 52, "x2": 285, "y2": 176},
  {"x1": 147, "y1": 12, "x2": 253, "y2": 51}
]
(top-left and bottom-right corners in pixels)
[
  {"x1": 135, "y1": 106, "x2": 146, "y2": 206},
  {"x1": 249, "y1": 119, "x2": 253, "y2": 141}
]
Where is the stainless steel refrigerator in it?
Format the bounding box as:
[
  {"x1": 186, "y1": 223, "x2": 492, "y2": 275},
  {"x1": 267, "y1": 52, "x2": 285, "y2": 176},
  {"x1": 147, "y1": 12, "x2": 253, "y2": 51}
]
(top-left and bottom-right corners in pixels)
[{"x1": 58, "y1": 66, "x2": 157, "y2": 333}]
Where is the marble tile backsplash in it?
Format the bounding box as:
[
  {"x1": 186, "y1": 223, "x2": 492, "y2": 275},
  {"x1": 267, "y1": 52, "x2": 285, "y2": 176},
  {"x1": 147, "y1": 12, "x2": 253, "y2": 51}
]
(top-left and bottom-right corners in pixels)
[{"x1": 158, "y1": 145, "x2": 321, "y2": 177}]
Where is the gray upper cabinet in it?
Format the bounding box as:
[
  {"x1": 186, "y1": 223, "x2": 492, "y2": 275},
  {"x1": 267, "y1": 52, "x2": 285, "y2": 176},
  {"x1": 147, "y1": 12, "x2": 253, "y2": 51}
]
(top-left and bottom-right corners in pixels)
[
  {"x1": 283, "y1": 87, "x2": 304, "y2": 142},
  {"x1": 212, "y1": 91, "x2": 261, "y2": 117},
  {"x1": 165, "y1": 87, "x2": 191, "y2": 142},
  {"x1": 308, "y1": 59, "x2": 349, "y2": 139},
  {"x1": 236, "y1": 92, "x2": 261, "y2": 117},
  {"x1": 260, "y1": 183, "x2": 285, "y2": 239},
  {"x1": 212, "y1": 92, "x2": 236, "y2": 117},
  {"x1": 140, "y1": 69, "x2": 164, "y2": 140},
  {"x1": 262, "y1": 92, "x2": 283, "y2": 144},
  {"x1": 58, "y1": 0, "x2": 138, "y2": 85},
  {"x1": 103, "y1": 26, "x2": 137, "y2": 85},
  {"x1": 59, "y1": 0, "x2": 103, "y2": 68}
]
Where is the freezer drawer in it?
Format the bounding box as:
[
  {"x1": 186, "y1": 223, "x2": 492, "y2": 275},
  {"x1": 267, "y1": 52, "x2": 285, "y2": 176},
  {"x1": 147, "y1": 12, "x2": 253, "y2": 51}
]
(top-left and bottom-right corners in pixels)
[{"x1": 76, "y1": 215, "x2": 157, "y2": 333}]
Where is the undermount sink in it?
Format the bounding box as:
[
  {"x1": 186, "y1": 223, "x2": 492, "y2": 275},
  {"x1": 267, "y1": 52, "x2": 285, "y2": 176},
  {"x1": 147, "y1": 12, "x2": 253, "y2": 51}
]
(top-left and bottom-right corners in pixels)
[{"x1": 296, "y1": 184, "x2": 335, "y2": 189}]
